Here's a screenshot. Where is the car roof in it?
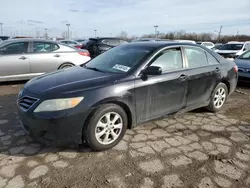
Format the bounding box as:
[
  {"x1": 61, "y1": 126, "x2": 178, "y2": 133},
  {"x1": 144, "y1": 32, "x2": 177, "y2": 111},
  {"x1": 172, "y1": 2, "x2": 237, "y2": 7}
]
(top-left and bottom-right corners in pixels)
[
  {"x1": 123, "y1": 41, "x2": 199, "y2": 48},
  {"x1": 0, "y1": 38, "x2": 58, "y2": 46},
  {"x1": 89, "y1": 37, "x2": 125, "y2": 40}
]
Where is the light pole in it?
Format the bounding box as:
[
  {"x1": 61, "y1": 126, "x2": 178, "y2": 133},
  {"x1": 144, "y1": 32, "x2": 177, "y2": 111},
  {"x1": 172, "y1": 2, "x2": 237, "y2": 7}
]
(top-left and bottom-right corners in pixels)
[
  {"x1": 66, "y1": 23, "x2": 70, "y2": 39},
  {"x1": 0, "y1": 23, "x2": 3, "y2": 35},
  {"x1": 20, "y1": 20, "x2": 24, "y2": 36},
  {"x1": 94, "y1": 29, "x2": 97, "y2": 37},
  {"x1": 154, "y1": 25, "x2": 158, "y2": 38},
  {"x1": 218, "y1": 25, "x2": 222, "y2": 43},
  {"x1": 44, "y1": 28, "x2": 48, "y2": 39}
]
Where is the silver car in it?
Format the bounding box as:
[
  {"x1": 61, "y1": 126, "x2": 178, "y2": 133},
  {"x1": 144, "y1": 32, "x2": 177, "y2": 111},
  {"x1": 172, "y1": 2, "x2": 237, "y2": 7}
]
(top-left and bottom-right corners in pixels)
[{"x1": 0, "y1": 38, "x2": 91, "y2": 82}]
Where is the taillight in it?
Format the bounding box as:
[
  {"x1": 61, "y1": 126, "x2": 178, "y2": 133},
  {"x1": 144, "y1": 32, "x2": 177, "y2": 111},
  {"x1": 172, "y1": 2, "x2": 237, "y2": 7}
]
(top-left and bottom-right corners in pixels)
[
  {"x1": 78, "y1": 51, "x2": 90, "y2": 57},
  {"x1": 75, "y1": 45, "x2": 82, "y2": 49},
  {"x1": 234, "y1": 65, "x2": 238, "y2": 73}
]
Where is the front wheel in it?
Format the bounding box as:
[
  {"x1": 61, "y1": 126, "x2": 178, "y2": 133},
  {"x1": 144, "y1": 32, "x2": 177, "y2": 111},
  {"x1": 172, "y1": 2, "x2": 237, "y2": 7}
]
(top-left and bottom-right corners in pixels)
[
  {"x1": 206, "y1": 83, "x2": 228, "y2": 112},
  {"x1": 59, "y1": 63, "x2": 74, "y2": 69},
  {"x1": 83, "y1": 104, "x2": 128, "y2": 151}
]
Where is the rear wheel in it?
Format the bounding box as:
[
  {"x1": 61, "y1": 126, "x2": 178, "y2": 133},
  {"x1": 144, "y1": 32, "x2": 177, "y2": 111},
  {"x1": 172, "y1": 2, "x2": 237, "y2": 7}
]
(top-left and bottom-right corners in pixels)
[
  {"x1": 206, "y1": 83, "x2": 228, "y2": 112},
  {"x1": 59, "y1": 63, "x2": 74, "y2": 69},
  {"x1": 83, "y1": 104, "x2": 127, "y2": 151}
]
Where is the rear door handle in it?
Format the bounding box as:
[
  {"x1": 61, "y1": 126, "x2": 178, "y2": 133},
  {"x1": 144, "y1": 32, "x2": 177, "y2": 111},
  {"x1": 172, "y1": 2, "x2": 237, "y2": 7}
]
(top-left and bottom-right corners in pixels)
[
  {"x1": 179, "y1": 74, "x2": 187, "y2": 81},
  {"x1": 215, "y1": 67, "x2": 220, "y2": 72},
  {"x1": 19, "y1": 56, "x2": 27, "y2": 60},
  {"x1": 54, "y1": 54, "x2": 60, "y2": 57}
]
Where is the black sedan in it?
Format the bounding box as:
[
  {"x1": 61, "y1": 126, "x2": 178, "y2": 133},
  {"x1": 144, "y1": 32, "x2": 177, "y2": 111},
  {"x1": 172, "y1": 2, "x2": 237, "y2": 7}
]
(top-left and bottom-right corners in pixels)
[{"x1": 18, "y1": 42, "x2": 238, "y2": 150}]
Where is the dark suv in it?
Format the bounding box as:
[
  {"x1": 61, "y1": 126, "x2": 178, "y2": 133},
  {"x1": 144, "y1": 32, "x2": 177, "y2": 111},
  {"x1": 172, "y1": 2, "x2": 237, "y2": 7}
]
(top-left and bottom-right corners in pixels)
[
  {"x1": 83, "y1": 37, "x2": 128, "y2": 58},
  {"x1": 0, "y1": 36, "x2": 10, "y2": 41}
]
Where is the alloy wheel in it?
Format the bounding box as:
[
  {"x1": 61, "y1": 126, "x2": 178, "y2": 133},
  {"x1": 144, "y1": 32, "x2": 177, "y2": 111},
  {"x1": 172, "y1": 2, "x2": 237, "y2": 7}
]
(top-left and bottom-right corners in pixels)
[
  {"x1": 213, "y1": 87, "x2": 226, "y2": 108},
  {"x1": 95, "y1": 112, "x2": 123, "y2": 145}
]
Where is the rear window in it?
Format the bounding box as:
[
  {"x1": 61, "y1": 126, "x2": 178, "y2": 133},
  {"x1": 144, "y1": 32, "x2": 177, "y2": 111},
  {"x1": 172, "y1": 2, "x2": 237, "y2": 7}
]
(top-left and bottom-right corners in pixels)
[
  {"x1": 220, "y1": 44, "x2": 243, "y2": 50},
  {"x1": 203, "y1": 43, "x2": 213, "y2": 47}
]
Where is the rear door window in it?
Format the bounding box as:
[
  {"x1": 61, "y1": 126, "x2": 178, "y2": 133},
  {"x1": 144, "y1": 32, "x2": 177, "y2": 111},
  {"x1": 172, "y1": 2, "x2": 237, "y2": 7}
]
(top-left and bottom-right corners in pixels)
[
  {"x1": 0, "y1": 42, "x2": 29, "y2": 55},
  {"x1": 206, "y1": 52, "x2": 219, "y2": 65},
  {"x1": 184, "y1": 47, "x2": 208, "y2": 68},
  {"x1": 33, "y1": 42, "x2": 59, "y2": 53}
]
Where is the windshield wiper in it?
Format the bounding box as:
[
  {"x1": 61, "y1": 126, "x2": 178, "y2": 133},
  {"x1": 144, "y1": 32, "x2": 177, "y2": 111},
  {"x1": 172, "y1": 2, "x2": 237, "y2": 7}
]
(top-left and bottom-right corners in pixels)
[{"x1": 84, "y1": 65, "x2": 105, "y2": 73}]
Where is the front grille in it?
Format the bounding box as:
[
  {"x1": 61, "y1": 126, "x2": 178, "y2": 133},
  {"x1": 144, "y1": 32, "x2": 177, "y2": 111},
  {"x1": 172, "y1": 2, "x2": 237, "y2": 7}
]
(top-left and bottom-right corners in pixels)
[
  {"x1": 18, "y1": 96, "x2": 38, "y2": 111},
  {"x1": 218, "y1": 53, "x2": 236, "y2": 58},
  {"x1": 238, "y1": 67, "x2": 250, "y2": 73}
]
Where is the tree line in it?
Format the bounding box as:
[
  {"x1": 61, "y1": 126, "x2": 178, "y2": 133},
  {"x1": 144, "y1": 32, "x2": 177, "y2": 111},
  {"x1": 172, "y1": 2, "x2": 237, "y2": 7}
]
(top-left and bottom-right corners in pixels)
[{"x1": 118, "y1": 30, "x2": 250, "y2": 43}]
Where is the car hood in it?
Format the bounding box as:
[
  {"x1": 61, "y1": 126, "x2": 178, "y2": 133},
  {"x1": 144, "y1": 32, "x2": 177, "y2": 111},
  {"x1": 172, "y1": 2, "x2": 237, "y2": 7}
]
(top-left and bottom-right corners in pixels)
[
  {"x1": 217, "y1": 50, "x2": 239, "y2": 54},
  {"x1": 235, "y1": 59, "x2": 250, "y2": 68},
  {"x1": 24, "y1": 66, "x2": 122, "y2": 95}
]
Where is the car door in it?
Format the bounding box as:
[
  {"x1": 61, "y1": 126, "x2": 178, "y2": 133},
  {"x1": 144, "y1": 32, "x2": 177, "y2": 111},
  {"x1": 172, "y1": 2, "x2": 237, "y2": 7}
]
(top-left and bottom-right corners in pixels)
[
  {"x1": 29, "y1": 41, "x2": 61, "y2": 74},
  {"x1": 183, "y1": 46, "x2": 221, "y2": 109},
  {"x1": 0, "y1": 41, "x2": 30, "y2": 78},
  {"x1": 134, "y1": 47, "x2": 187, "y2": 123}
]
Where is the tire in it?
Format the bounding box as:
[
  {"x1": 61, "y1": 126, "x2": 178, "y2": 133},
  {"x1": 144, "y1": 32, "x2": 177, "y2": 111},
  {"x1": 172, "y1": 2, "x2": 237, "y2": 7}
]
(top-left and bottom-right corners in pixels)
[
  {"x1": 83, "y1": 104, "x2": 128, "y2": 151},
  {"x1": 59, "y1": 63, "x2": 74, "y2": 69},
  {"x1": 206, "y1": 83, "x2": 228, "y2": 112}
]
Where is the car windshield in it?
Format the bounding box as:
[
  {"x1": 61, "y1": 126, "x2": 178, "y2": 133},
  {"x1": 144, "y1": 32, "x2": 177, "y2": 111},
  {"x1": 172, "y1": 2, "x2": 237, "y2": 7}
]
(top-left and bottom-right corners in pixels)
[
  {"x1": 84, "y1": 45, "x2": 152, "y2": 74},
  {"x1": 203, "y1": 43, "x2": 213, "y2": 47},
  {"x1": 239, "y1": 50, "x2": 250, "y2": 60},
  {"x1": 213, "y1": 45, "x2": 223, "y2": 50},
  {"x1": 220, "y1": 44, "x2": 243, "y2": 50}
]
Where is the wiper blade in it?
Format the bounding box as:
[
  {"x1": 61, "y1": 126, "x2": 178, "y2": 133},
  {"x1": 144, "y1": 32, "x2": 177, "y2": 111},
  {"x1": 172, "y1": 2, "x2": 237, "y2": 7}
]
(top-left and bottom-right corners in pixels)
[{"x1": 84, "y1": 65, "x2": 105, "y2": 72}]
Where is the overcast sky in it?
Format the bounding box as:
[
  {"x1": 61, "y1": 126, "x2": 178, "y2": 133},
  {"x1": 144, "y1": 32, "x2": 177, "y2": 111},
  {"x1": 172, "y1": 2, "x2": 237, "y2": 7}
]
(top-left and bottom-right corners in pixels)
[{"x1": 0, "y1": 0, "x2": 249, "y2": 38}]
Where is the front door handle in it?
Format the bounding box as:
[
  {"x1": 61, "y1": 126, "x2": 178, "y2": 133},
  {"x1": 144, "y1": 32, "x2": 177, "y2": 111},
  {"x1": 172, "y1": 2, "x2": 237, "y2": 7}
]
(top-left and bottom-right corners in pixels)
[
  {"x1": 179, "y1": 74, "x2": 187, "y2": 81},
  {"x1": 19, "y1": 56, "x2": 27, "y2": 60},
  {"x1": 54, "y1": 54, "x2": 60, "y2": 57}
]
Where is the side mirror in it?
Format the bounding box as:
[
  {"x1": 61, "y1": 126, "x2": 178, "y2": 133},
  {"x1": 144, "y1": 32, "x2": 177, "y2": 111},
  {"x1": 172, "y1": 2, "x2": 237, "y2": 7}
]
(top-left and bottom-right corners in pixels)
[
  {"x1": 142, "y1": 66, "x2": 162, "y2": 76},
  {"x1": 243, "y1": 48, "x2": 246, "y2": 51}
]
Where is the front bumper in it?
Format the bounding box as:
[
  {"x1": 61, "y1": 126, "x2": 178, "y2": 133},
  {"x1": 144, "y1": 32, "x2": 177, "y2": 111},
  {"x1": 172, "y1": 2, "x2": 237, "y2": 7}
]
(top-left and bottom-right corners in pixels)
[
  {"x1": 238, "y1": 72, "x2": 250, "y2": 79},
  {"x1": 18, "y1": 109, "x2": 90, "y2": 146},
  {"x1": 17, "y1": 90, "x2": 93, "y2": 146}
]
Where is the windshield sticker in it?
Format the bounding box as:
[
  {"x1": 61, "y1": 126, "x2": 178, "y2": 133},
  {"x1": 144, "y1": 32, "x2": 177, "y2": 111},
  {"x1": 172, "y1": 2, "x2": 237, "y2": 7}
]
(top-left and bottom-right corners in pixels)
[{"x1": 112, "y1": 64, "x2": 130, "y2": 72}]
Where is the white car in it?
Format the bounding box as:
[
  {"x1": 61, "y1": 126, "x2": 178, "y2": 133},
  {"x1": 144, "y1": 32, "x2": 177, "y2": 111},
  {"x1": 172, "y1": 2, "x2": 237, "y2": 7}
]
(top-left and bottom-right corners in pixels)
[
  {"x1": 196, "y1": 42, "x2": 215, "y2": 49},
  {"x1": 0, "y1": 38, "x2": 91, "y2": 82},
  {"x1": 175, "y1": 40, "x2": 196, "y2": 44},
  {"x1": 216, "y1": 41, "x2": 250, "y2": 60}
]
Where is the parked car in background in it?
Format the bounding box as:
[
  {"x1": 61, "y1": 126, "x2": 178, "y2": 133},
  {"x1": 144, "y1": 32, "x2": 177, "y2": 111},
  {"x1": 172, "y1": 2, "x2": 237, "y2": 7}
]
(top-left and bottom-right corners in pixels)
[
  {"x1": 0, "y1": 36, "x2": 10, "y2": 41},
  {"x1": 216, "y1": 41, "x2": 250, "y2": 59},
  {"x1": 175, "y1": 40, "x2": 196, "y2": 44},
  {"x1": 18, "y1": 42, "x2": 238, "y2": 150},
  {"x1": 75, "y1": 39, "x2": 88, "y2": 45},
  {"x1": 196, "y1": 42, "x2": 215, "y2": 49},
  {"x1": 75, "y1": 39, "x2": 88, "y2": 49},
  {"x1": 59, "y1": 40, "x2": 83, "y2": 49},
  {"x1": 0, "y1": 38, "x2": 90, "y2": 82},
  {"x1": 234, "y1": 50, "x2": 250, "y2": 82},
  {"x1": 83, "y1": 37, "x2": 128, "y2": 58},
  {"x1": 132, "y1": 38, "x2": 171, "y2": 42},
  {"x1": 211, "y1": 43, "x2": 224, "y2": 52}
]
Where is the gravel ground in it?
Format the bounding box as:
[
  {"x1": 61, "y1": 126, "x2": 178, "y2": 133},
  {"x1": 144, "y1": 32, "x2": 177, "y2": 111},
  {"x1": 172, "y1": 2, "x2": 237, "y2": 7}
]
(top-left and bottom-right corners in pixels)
[{"x1": 0, "y1": 82, "x2": 250, "y2": 188}]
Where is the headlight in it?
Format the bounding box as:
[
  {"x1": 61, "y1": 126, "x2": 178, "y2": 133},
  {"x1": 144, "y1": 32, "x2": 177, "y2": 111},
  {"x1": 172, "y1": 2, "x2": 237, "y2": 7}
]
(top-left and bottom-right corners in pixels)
[{"x1": 34, "y1": 97, "x2": 84, "y2": 112}]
